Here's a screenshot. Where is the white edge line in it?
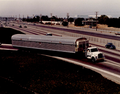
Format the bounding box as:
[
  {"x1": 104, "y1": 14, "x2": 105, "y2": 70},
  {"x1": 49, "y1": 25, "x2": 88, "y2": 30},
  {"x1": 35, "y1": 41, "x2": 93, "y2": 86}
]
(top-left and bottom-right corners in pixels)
[
  {"x1": 104, "y1": 59, "x2": 120, "y2": 67},
  {"x1": 41, "y1": 54, "x2": 120, "y2": 79}
]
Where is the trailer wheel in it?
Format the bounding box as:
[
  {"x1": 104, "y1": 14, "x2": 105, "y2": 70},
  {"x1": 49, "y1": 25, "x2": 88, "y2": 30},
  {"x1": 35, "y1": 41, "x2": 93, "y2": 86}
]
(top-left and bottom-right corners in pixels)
[{"x1": 91, "y1": 57, "x2": 96, "y2": 63}]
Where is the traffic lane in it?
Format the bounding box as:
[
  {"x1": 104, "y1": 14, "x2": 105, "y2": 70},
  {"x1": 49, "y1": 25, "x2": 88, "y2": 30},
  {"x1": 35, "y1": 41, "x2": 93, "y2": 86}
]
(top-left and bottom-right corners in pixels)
[
  {"x1": 90, "y1": 43, "x2": 120, "y2": 53},
  {"x1": 0, "y1": 44, "x2": 18, "y2": 51},
  {"x1": 27, "y1": 26, "x2": 62, "y2": 36},
  {"x1": 1, "y1": 42, "x2": 120, "y2": 74},
  {"x1": 43, "y1": 54, "x2": 120, "y2": 85},
  {"x1": 38, "y1": 50, "x2": 116, "y2": 73},
  {"x1": 45, "y1": 51, "x2": 120, "y2": 74},
  {"x1": 90, "y1": 43, "x2": 120, "y2": 63},
  {"x1": 1, "y1": 43, "x2": 120, "y2": 85},
  {"x1": 9, "y1": 24, "x2": 62, "y2": 36},
  {"x1": 90, "y1": 45, "x2": 120, "y2": 63},
  {"x1": 8, "y1": 23, "x2": 46, "y2": 35},
  {"x1": 70, "y1": 57, "x2": 120, "y2": 75},
  {"x1": 39, "y1": 43, "x2": 120, "y2": 74},
  {"x1": 9, "y1": 26, "x2": 43, "y2": 35},
  {"x1": 1, "y1": 41, "x2": 120, "y2": 66},
  {"x1": 35, "y1": 24, "x2": 120, "y2": 40}
]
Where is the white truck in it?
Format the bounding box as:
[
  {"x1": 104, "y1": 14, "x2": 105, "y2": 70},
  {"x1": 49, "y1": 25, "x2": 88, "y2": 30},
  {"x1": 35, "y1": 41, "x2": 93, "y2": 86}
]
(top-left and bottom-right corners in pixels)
[
  {"x1": 12, "y1": 34, "x2": 104, "y2": 62},
  {"x1": 85, "y1": 46, "x2": 105, "y2": 62}
]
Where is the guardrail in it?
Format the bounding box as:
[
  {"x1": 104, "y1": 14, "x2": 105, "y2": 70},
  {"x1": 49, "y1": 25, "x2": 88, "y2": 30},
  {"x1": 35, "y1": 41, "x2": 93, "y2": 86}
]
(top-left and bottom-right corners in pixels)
[{"x1": 79, "y1": 27, "x2": 120, "y2": 33}]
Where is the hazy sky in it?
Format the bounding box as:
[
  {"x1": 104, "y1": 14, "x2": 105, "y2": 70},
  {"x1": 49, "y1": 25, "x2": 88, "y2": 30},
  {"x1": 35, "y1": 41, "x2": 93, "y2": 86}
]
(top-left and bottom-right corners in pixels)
[{"x1": 0, "y1": 0, "x2": 120, "y2": 18}]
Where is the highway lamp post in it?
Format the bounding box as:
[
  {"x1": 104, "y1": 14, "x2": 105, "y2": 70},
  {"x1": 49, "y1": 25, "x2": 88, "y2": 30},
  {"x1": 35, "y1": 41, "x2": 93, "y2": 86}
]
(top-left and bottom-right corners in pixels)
[
  {"x1": 40, "y1": 14, "x2": 42, "y2": 23},
  {"x1": 51, "y1": 13, "x2": 52, "y2": 25},
  {"x1": 95, "y1": 12, "x2": 97, "y2": 31},
  {"x1": 67, "y1": 13, "x2": 69, "y2": 27}
]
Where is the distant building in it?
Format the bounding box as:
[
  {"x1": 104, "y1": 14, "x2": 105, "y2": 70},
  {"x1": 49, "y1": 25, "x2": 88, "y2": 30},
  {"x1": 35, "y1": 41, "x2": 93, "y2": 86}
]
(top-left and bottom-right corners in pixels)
[
  {"x1": 82, "y1": 19, "x2": 98, "y2": 27},
  {"x1": 74, "y1": 15, "x2": 89, "y2": 19}
]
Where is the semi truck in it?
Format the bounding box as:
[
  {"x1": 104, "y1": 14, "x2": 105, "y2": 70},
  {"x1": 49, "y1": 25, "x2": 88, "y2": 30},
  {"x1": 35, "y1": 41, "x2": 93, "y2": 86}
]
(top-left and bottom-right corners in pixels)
[{"x1": 12, "y1": 34, "x2": 105, "y2": 62}]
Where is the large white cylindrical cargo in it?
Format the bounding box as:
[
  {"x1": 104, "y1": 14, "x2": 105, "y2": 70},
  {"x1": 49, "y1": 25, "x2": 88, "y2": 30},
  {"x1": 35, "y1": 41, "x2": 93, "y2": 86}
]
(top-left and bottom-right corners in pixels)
[{"x1": 12, "y1": 34, "x2": 89, "y2": 53}]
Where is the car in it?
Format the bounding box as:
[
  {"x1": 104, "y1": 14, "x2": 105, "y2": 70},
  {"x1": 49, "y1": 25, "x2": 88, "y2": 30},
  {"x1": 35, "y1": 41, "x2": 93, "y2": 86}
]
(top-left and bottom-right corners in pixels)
[
  {"x1": 105, "y1": 43, "x2": 116, "y2": 49},
  {"x1": 46, "y1": 33, "x2": 52, "y2": 36},
  {"x1": 115, "y1": 32, "x2": 120, "y2": 35},
  {"x1": 24, "y1": 25, "x2": 27, "y2": 28},
  {"x1": 19, "y1": 25, "x2": 22, "y2": 28}
]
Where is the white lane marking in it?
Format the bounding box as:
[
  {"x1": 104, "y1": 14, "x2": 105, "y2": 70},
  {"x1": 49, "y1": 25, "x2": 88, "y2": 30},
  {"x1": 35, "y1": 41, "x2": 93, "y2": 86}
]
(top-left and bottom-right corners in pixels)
[
  {"x1": 1, "y1": 44, "x2": 12, "y2": 46},
  {"x1": 91, "y1": 44, "x2": 120, "y2": 60},
  {"x1": 91, "y1": 44, "x2": 120, "y2": 55},
  {"x1": 28, "y1": 26, "x2": 63, "y2": 36},
  {"x1": 102, "y1": 59, "x2": 120, "y2": 68},
  {"x1": 0, "y1": 48, "x2": 18, "y2": 51},
  {"x1": 103, "y1": 52, "x2": 120, "y2": 60},
  {"x1": 42, "y1": 54, "x2": 120, "y2": 79}
]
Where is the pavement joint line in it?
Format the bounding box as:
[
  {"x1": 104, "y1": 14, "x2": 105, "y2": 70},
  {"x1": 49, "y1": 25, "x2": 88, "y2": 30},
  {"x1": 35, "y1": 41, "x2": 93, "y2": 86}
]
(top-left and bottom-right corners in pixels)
[
  {"x1": 105, "y1": 59, "x2": 120, "y2": 67},
  {"x1": 28, "y1": 26, "x2": 62, "y2": 36},
  {"x1": 90, "y1": 44, "x2": 120, "y2": 53},
  {"x1": 102, "y1": 52, "x2": 120, "y2": 60}
]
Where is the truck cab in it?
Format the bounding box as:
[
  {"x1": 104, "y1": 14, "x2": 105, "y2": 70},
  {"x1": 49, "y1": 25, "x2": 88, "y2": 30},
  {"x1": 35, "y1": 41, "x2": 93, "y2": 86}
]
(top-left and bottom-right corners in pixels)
[{"x1": 86, "y1": 47, "x2": 105, "y2": 62}]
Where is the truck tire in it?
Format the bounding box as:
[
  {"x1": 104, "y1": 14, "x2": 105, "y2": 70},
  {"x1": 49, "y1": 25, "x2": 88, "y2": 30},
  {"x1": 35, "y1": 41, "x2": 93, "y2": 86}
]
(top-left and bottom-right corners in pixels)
[{"x1": 91, "y1": 57, "x2": 96, "y2": 63}]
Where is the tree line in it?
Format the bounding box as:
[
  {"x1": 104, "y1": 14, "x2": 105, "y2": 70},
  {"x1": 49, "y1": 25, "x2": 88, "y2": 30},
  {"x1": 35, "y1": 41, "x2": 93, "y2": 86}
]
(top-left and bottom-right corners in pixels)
[
  {"x1": 22, "y1": 15, "x2": 84, "y2": 26},
  {"x1": 22, "y1": 15, "x2": 120, "y2": 28},
  {"x1": 98, "y1": 15, "x2": 120, "y2": 28}
]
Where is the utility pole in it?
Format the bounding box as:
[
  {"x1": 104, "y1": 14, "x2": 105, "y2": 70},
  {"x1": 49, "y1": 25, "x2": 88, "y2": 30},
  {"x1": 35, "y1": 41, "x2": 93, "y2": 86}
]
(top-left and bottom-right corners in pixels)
[
  {"x1": 67, "y1": 13, "x2": 69, "y2": 21},
  {"x1": 67, "y1": 13, "x2": 69, "y2": 27},
  {"x1": 51, "y1": 13, "x2": 52, "y2": 25},
  {"x1": 40, "y1": 14, "x2": 42, "y2": 23},
  {"x1": 96, "y1": 12, "x2": 98, "y2": 31},
  {"x1": 19, "y1": 14, "x2": 20, "y2": 21}
]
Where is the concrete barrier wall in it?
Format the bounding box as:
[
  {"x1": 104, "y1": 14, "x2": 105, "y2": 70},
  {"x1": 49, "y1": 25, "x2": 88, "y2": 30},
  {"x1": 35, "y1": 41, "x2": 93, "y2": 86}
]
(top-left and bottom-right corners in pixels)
[{"x1": 49, "y1": 29, "x2": 120, "y2": 50}]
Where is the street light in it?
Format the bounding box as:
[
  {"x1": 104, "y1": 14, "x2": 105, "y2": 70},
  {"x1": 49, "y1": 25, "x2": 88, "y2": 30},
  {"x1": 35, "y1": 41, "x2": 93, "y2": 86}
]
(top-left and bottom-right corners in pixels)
[{"x1": 96, "y1": 12, "x2": 98, "y2": 31}]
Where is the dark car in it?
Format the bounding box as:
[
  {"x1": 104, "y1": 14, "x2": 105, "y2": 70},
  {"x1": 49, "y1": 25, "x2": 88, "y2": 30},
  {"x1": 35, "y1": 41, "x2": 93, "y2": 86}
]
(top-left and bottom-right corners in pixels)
[
  {"x1": 24, "y1": 25, "x2": 27, "y2": 28},
  {"x1": 105, "y1": 43, "x2": 116, "y2": 49},
  {"x1": 19, "y1": 25, "x2": 22, "y2": 28},
  {"x1": 115, "y1": 32, "x2": 120, "y2": 35}
]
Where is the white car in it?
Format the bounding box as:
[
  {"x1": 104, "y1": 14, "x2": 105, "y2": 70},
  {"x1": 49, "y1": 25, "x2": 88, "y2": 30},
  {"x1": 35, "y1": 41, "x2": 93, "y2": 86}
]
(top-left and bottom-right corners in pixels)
[{"x1": 46, "y1": 33, "x2": 52, "y2": 36}]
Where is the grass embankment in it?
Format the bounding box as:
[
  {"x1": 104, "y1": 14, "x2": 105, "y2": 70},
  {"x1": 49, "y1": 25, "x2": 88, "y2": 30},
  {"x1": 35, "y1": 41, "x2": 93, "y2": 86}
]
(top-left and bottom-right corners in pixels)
[
  {"x1": 0, "y1": 27, "x2": 120, "y2": 94},
  {"x1": 0, "y1": 51, "x2": 120, "y2": 94}
]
